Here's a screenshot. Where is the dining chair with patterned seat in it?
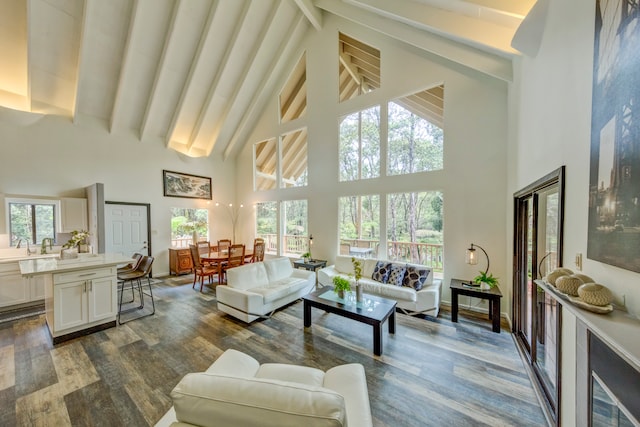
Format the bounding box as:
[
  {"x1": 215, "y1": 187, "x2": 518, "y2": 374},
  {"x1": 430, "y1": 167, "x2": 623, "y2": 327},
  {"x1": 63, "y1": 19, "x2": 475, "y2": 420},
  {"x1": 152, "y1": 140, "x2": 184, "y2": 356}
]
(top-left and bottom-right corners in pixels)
[
  {"x1": 189, "y1": 244, "x2": 217, "y2": 292},
  {"x1": 220, "y1": 244, "x2": 245, "y2": 284}
]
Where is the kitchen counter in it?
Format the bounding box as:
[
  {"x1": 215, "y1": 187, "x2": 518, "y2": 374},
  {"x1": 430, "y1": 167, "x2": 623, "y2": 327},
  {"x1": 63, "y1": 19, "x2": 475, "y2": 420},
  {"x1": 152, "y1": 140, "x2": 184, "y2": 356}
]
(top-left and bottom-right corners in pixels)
[
  {"x1": 0, "y1": 253, "x2": 59, "y2": 264},
  {"x1": 19, "y1": 253, "x2": 131, "y2": 276}
]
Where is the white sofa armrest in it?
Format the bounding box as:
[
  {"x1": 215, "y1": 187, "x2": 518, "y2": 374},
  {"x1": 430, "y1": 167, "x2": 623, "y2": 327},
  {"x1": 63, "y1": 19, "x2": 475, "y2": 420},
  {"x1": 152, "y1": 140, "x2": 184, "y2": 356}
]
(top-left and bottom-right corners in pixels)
[
  {"x1": 216, "y1": 285, "x2": 265, "y2": 314},
  {"x1": 291, "y1": 267, "x2": 316, "y2": 282},
  {"x1": 323, "y1": 364, "x2": 373, "y2": 427}
]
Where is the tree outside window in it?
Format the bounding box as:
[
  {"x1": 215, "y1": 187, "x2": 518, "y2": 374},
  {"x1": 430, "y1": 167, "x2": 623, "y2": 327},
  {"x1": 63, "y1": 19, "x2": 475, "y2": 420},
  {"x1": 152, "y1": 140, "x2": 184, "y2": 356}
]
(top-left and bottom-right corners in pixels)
[
  {"x1": 387, "y1": 101, "x2": 443, "y2": 175},
  {"x1": 338, "y1": 195, "x2": 380, "y2": 256},
  {"x1": 256, "y1": 201, "x2": 278, "y2": 254},
  {"x1": 170, "y1": 208, "x2": 208, "y2": 247},
  {"x1": 339, "y1": 106, "x2": 380, "y2": 181},
  {"x1": 9, "y1": 202, "x2": 55, "y2": 246},
  {"x1": 387, "y1": 191, "x2": 443, "y2": 271}
]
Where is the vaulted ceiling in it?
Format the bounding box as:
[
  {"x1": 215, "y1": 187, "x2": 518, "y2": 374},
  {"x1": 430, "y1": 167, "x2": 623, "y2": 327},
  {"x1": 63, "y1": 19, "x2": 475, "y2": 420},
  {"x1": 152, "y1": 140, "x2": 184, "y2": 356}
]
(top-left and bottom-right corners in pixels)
[{"x1": 0, "y1": 0, "x2": 535, "y2": 159}]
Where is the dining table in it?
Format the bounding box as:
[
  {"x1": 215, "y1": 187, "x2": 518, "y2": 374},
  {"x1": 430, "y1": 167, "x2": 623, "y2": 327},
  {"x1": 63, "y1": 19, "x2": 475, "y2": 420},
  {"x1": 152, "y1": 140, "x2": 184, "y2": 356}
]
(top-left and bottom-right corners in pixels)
[{"x1": 200, "y1": 249, "x2": 254, "y2": 282}]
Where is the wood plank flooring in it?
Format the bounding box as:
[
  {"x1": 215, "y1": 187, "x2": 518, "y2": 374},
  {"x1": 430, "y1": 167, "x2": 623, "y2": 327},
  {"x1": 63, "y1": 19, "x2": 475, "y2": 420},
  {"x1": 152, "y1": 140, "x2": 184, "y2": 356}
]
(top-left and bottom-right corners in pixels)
[{"x1": 0, "y1": 276, "x2": 547, "y2": 426}]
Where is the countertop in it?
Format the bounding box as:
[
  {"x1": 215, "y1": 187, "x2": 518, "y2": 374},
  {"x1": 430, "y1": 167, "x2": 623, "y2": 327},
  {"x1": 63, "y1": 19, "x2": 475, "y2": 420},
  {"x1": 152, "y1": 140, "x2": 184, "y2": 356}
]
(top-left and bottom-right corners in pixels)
[
  {"x1": 535, "y1": 279, "x2": 640, "y2": 370},
  {"x1": 0, "y1": 253, "x2": 59, "y2": 264},
  {"x1": 19, "y1": 253, "x2": 131, "y2": 276}
]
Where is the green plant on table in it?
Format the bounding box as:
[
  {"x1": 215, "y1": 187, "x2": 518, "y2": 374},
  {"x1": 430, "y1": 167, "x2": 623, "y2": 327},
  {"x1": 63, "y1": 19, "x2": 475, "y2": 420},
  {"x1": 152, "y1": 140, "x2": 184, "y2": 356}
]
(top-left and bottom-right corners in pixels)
[
  {"x1": 301, "y1": 252, "x2": 312, "y2": 260},
  {"x1": 473, "y1": 271, "x2": 499, "y2": 288},
  {"x1": 332, "y1": 276, "x2": 351, "y2": 294}
]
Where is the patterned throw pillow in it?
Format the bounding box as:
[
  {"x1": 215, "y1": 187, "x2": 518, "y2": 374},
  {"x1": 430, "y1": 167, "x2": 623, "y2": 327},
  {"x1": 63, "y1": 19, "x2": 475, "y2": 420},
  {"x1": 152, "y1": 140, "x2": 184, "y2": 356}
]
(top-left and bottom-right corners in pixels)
[
  {"x1": 387, "y1": 263, "x2": 407, "y2": 287},
  {"x1": 372, "y1": 261, "x2": 392, "y2": 283},
  {"x1": 402, "y1": 265, "x2": 431, "y2": 291}
]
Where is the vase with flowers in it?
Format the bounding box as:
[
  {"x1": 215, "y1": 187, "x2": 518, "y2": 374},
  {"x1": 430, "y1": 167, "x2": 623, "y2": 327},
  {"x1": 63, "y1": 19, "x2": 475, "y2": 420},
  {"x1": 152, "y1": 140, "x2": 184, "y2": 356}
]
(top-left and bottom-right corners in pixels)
[
  {"x1": 61, "y1": 230, "x2": 90, "y2": 258},
  {"x1": 351, "y1": 257, "x2": 364, "y2": 302}
]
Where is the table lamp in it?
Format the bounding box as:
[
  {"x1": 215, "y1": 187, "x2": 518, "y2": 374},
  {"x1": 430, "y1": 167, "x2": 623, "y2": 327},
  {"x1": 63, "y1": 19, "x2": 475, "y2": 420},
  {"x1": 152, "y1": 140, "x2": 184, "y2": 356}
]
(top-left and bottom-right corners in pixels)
[{"x1": 466, "y1": 243, "x2": 489, "y2": 275}]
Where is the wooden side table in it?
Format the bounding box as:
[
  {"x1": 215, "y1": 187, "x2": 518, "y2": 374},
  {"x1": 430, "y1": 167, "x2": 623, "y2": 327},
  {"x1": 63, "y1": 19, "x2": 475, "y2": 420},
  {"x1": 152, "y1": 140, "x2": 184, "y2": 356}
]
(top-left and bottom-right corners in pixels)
[
  {"x1": 169, "y1": 247, "x2": 193, "y2": 275},
  {"x1": 450, "y1": 278, "x2": 503, "y2": 333}
]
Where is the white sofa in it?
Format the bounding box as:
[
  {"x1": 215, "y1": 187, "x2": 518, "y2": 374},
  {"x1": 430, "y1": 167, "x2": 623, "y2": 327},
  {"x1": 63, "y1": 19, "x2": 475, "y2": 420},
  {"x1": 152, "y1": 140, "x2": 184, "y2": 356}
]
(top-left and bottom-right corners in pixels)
[
  {"x1": 318, "y1": 255, "x2": 441, "y2": 317},
  {"x1": 216, "y1": 257, "x2": 315, "y2": 323},
  {"x1": 155, "y1": 348, "x2": 373, "y2": 427}
]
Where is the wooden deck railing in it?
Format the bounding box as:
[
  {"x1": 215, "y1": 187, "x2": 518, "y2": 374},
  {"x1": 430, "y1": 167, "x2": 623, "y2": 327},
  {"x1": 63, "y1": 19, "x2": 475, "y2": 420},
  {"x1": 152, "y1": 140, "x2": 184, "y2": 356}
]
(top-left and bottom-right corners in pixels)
[{"x1": 173, "y1": 234, "x2": 443, "y2": 272}]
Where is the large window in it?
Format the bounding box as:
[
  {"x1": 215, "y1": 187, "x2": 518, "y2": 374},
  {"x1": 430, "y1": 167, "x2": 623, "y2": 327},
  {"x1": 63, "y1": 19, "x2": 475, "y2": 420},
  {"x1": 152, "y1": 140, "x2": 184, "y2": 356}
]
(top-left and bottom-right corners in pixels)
[
  {"x1": 256, "y1": 201, "x2": 278, "y2": 255},
  {"x1": 338, "y1": 195, "x2": 380, "y2": 257},
  {"x1": 170, "y1": 208, "x2": 208, "y2": 248},
  {"x1": 255, "y1": 200, "x2": 308, "y2": 257},
  {"x1": 387, "y1": 191, "x2": 443, "y2": 272},
  {"x1": 387, "y1": 93, "x2": 443, "y2": 175},
  {"x1": 8, "y1": 201, "x2": 56, "y2": 246},
  {"x1": 254, "y1": 138, "x2": 277, "y2": 191},
  {"x1": 339, "y1": 106, "x2": 380, "y2": 181},
  {"x1": 338, "y1": 33, "x2": 380, "y2": 102},
  {"x1": 283, "y1": 199, "x2": 308, "y2": 256}
]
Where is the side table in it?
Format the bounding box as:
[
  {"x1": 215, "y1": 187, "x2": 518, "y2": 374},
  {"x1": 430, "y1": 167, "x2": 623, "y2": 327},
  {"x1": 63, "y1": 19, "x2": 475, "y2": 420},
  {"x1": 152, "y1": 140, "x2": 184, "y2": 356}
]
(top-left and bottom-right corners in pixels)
[
  {"x1": 293, "y1": 259, "x2": 327, "y2": 271},
  {"x1": 450, "y1": 278, "x2": 503, "y2": 333},
  {"x1": 293, "y1": 259, "x2": 327, "y2": 289}
]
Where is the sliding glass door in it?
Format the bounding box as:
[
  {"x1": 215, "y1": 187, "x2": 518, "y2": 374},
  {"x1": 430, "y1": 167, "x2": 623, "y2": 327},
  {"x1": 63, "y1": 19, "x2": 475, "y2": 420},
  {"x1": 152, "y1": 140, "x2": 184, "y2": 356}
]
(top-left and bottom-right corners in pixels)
[{"x1": 513, "y1": 167, "x2": 565, "y2": 425}]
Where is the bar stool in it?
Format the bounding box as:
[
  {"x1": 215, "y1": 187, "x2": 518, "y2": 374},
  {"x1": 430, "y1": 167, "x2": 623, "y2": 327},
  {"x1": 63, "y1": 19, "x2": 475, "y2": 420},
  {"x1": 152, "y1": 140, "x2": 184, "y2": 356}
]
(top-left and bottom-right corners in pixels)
[{"x1": 117, "y1": 256, "x2": 155, "y2": 324}]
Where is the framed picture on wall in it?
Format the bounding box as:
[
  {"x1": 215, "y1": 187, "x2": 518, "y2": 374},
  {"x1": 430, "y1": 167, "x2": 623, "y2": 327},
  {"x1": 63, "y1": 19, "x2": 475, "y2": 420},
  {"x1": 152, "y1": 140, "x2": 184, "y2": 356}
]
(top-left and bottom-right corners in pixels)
[
  {"x1": 163, "y1": 170, "x2": 212, "y2": 200},
  {"x1": 587, "y1": 0, "x2": 640, "y2": 273}
]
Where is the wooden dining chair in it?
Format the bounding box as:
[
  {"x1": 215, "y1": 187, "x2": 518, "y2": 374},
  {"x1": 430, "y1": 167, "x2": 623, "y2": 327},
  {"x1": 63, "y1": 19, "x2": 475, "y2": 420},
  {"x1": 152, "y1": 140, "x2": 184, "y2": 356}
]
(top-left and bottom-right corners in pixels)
[
  {"x1": 248, "y1": 241, "x2": 265, "y2": 263},
  {"x1": 217, "y1": 239, "x2": 232, "y2": 252},
  {"x1": 189, "y1": 244, "x2": 217, "y2": 292},
  {"x1": 220, "y1": 244, "x2": 245, "y2": 284}
]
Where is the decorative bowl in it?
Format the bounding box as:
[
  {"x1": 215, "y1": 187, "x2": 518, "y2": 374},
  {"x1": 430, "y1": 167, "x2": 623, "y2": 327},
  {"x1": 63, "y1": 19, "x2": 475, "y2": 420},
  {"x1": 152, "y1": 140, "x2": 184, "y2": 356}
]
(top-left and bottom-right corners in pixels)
[
  {"x1": 546, "y1": 269, "x2": 572, "y2": 286},
  {"x1": 573, "y1": 273, "x2": 594, "y2": 284},
  {"x1": 577, "y1": 283, "x2": 613, "y2": 306},
  {"x1": 556, "y1": 275, "x2": 584, "y2": 296}
]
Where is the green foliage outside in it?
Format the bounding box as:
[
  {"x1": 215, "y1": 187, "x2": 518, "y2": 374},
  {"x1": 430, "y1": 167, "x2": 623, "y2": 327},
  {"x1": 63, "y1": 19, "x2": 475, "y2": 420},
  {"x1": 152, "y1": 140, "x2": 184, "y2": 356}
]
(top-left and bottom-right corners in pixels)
[
  {"x1": 170, "y1": 208, "x2": 208, "y2": 240},
  {"x1": 9, "y1": 203, "x2": 55, "y2": 245}
]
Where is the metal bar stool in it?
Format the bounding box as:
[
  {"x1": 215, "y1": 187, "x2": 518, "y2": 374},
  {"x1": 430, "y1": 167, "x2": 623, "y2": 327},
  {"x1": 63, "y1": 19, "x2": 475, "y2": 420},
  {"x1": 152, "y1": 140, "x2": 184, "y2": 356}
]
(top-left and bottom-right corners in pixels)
[{"x1": 117, "y1": 256, "x2": 155, "y2": 324}]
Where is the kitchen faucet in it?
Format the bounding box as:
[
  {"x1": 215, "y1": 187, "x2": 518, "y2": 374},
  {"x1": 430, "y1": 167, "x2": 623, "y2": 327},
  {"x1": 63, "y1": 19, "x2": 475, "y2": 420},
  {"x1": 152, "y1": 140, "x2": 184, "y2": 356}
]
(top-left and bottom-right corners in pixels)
[
  {"x1": 16, "y1": 238, "x2": 23, "y2": 248},
  {"x1": 26, "y1": 239, "x2": 35, "y2": 256},
  {"x1": 41, "y1": 238, "x2": 54, "y2": 254}
]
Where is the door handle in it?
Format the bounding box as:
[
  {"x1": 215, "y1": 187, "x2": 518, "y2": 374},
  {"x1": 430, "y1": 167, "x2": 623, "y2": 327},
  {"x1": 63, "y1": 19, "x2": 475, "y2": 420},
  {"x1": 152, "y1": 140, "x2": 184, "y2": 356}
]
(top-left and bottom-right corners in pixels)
[{"x1": 89, "y1": 280, "x2": 93, "y2": 292}]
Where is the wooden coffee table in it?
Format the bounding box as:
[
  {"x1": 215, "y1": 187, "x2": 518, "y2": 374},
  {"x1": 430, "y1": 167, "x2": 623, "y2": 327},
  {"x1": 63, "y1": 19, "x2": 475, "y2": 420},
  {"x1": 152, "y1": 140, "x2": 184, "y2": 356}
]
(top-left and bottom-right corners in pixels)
[{"x1": 302, "y1": 289, "x2": 397, "y2": 356}]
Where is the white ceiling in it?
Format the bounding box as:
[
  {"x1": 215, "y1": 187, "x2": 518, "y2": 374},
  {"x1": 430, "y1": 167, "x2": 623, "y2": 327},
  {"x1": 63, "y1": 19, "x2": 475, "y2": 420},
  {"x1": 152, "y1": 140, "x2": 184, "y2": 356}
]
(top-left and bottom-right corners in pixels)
[{"x1": 0, "y1": 0, "x2": 535, "y2": 159}]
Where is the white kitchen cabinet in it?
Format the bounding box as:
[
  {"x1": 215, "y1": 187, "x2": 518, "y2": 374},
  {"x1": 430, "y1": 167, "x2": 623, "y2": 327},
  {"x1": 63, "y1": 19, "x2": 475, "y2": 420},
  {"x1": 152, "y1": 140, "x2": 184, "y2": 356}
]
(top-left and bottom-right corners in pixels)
[
  {"x1": 0, "y1": 263, "x2": 29, "y2": 308},
  {"x1": 60, "y1": 198, "x2": 88, "y2": 232},
  {"x1": 28, "y1": 274, "x2": 45, "y2": 301},
  {"x1": 49, "y1": 266, "x2": 117, "y2": 340}
]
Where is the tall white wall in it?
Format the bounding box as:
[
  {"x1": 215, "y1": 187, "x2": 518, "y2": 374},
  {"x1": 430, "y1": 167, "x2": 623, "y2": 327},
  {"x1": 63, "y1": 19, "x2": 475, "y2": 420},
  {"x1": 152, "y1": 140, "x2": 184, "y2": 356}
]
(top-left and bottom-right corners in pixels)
[
  {"x1": 510, "y1": 0, "x2": 640, "y2": 318},
  {"x1": 236, "y1": 15, "x2": 511, "y2": 315},
  {"x1": 0, "y1": 112, "x2": 236, "y2": 276}
]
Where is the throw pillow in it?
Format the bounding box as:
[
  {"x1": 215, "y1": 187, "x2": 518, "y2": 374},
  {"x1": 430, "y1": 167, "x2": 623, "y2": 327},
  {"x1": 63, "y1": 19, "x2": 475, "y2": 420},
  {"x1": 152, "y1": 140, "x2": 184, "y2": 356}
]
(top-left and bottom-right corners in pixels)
[
  {"x1": 372, "y1": 261, "x2": 392, "y2": 283},
  {"x1": 403, "y1": 265, "x2": 431, "y2": 291},
  {"x1": 387, "y1": 263, "x2": 407, "y2": 287}
]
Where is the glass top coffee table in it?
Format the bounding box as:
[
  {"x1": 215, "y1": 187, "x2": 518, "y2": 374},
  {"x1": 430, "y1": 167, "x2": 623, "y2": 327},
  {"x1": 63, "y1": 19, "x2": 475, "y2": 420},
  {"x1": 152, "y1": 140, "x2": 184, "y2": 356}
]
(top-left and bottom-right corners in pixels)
[{"x1": 302, "y1": 289, "x2": 397, "y2": 356}]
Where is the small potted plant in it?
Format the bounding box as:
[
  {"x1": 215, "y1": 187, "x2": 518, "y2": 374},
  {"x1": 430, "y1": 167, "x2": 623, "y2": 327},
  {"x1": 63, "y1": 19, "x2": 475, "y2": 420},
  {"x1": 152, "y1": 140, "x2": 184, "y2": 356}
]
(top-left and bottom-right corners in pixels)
[
  {"x1": 332, "y1": 276, "x2": 351, "y2": 299},
  {"x1": 474, "y1": 271, "x2": 499, "y2": 290},
  {"x1": 301, "y1": 252, "x2": 312, "y2": 263}
]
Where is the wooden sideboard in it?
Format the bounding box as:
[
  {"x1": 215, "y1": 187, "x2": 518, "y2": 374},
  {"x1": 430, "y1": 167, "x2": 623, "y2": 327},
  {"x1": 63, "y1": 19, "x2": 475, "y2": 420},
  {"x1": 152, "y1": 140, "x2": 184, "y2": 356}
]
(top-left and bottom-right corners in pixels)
[{"x1": 169, "y1": 248, "x2": 193, "y2": 275}]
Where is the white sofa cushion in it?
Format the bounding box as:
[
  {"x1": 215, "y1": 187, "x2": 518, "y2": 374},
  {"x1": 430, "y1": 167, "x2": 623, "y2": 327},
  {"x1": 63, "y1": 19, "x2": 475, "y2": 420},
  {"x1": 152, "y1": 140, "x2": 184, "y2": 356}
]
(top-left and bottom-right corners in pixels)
[
  {"x1": 249, "y1": 277, "x2": 310, "y2": 303},
  {"x1": 226, "y1": 262, "x2": 269, "y2": 291},
  {"x1": 171, "y1": 373, "x2": 347, "y2": 427},
  {"x1": 334, "y1": 256, "x2": 354, "y2": 274},
  {"x1": 264, "y1": 257, "x2": 294, "y2": 282}
]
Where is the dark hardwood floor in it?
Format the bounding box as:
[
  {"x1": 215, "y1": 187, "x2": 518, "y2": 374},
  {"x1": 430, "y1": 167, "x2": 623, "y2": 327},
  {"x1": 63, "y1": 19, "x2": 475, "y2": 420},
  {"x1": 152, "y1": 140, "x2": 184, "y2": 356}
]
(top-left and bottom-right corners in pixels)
[{"x1": 0, "y1": 276, "x2": 547, "y2": 426}]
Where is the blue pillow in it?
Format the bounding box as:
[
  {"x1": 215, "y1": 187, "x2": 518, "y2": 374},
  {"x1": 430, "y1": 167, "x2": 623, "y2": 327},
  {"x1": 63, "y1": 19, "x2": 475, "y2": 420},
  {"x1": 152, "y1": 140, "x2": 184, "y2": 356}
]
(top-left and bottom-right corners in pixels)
[
  {"x1": 402, "y1": 266, "x2": 430, "y2": 291},
  {"x1": 387, "y1": 263, "x2": 407, "y2": 287},
  {"x1": 372, "y1": 261, "x2": 392, "y2": 283}
]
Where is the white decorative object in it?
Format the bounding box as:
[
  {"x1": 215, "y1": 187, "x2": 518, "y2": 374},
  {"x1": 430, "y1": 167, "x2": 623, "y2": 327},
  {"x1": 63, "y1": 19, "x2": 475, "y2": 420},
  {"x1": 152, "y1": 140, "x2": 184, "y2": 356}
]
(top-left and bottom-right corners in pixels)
[
  {"x1": 480, "y1": 282, "x2": 491, "y2": 290},
  {"x1": 577, "y1": 283, "x2": 613, "y2": 307}
]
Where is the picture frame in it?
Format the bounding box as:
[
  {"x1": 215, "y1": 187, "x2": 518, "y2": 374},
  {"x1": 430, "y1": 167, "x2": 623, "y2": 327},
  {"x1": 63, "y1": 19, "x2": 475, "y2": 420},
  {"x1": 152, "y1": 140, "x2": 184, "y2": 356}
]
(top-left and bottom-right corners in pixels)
[{"x1": 163, "y1": 170, "x2": 212, "y2": 200}]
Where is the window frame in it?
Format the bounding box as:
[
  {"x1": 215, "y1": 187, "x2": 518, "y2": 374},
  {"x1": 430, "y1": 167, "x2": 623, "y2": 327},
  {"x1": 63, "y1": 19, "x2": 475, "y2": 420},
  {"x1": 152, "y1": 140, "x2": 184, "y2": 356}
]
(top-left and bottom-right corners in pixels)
[{"x1": 6, "y1": 197, "x2": 59, "y2": 246}]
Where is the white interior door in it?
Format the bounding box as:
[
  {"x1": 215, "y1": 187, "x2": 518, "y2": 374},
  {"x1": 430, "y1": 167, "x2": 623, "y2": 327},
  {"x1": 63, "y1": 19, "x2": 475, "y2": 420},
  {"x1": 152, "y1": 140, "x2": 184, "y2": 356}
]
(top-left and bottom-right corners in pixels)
[{"x1": 104, "y1": 203, "x2": 150, "y2": 257}]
